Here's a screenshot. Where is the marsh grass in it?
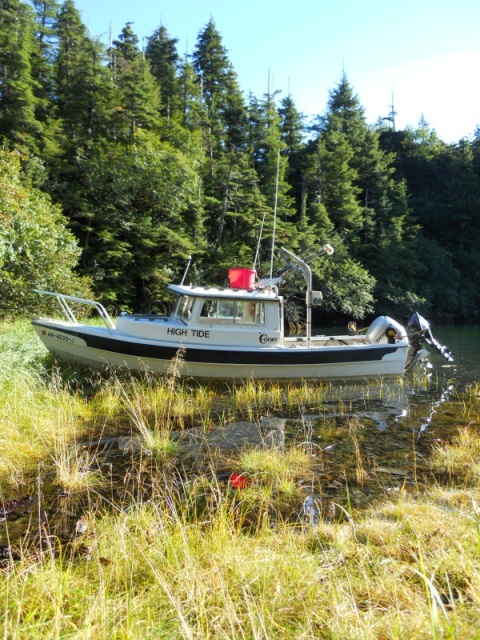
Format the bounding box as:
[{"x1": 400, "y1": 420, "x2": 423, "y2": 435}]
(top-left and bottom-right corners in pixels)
[
  {"x1": 229, "y1": 379, "x2": 331, "y2": 418},
  {"x1": 1, "y1": 320, "x2": 480, "y2": 638},
  {"x1": 1, "y1": 322, "x2": 115, "y2": 493},
  {"x1": 49, "y1": 430, "x2": 104, "y2": 492},
  {"x1": 430, "y1": 423, "x2": 480, "y2": 483},
  {"x1": 237, "y1": 447, "x2": 315, "y2": 499},
  {"x1": 2, "y1": 482, "x2": 480, "y2": 638}
]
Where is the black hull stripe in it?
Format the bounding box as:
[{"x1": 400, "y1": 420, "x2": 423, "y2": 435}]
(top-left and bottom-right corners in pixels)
[{"x1": 33, "y1": 322, "x2": 404, "y2": 366}]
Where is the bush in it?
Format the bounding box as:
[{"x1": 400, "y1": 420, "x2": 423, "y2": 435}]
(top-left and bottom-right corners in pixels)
[{"x1": 0, "y1": 149, "x2": 91, "y2": 317}]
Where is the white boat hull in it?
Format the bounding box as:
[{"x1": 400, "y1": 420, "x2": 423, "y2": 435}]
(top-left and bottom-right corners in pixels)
[{"x1": 32, "y1": 319, "x2": 409, "y2": 381}]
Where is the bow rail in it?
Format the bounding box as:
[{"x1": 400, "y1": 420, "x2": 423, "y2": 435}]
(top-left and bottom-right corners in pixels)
[{"x1": 34, "y1": 290, "x2": 115, "y2": 333}]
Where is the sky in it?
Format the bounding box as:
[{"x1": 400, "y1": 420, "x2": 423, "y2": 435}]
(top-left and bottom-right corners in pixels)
[{"x1": 72, "y1": 0, "x2": 480, "y2": 143}]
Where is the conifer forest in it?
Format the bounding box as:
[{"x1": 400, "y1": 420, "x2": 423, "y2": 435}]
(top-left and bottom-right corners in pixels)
[{"x1": 1, "y1": 0, "x2": 480, "y2": 324}]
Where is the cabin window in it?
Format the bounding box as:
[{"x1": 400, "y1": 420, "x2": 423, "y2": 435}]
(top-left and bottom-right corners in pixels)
[
  {"x1": 176, "y1": 295, "x2": 195, "y2": 320},
  {"x1": 199, "y1": 299, "x2": 265, "y2": 325}
]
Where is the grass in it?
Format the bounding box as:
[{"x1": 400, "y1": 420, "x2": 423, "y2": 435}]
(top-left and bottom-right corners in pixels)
[
  {"x1": 430, "y1": 424, "x2": 480, "y2": 483},
  {"x1": 2, "y1": 485, "x2": 480, "y2": 638},
  {"x1": 0, "y1": 319, "x2": 480, "y2": 638}
]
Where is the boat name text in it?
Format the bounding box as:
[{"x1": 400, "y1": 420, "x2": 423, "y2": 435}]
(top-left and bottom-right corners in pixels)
[
  {"x1": 167, "y1": 328, "x2": 211, "y2": 339},
  {"x1": 167, "y1": 328, "x2": 188, "y2": 336}
]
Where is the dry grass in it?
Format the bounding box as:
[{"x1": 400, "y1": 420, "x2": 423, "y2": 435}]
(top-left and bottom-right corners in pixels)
[
  {"x1": 1, "y1": 320, "x2": 480, "y2": 638},
  {"x1": 2, "y1": 484, "x2": 480, "y2": 639}
]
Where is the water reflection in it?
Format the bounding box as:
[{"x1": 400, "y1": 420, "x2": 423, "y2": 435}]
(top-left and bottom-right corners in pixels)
[
  {"x1": 0, "y1": 373, "x2": 464, "y2": 546},
  {"x1": 426, "y1": 324, "x2": 480, "y2": 386},
  {"x1": 1, "y1": 327, "x2": 478, "y2": 547}
]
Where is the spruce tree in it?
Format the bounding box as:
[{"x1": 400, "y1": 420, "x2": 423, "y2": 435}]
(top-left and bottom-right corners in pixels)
[
  {"x1": 68, "y1": 132, "x2": 201, "y2": 309},
  {"x1": 192, "y1": 19, "x2": 247, "y2": 148},
  {"x1": 313, "y1": 74, "x2": 424, "y2": 314},
  {"x1": 145, "y1": 24, "x2": 180, "y2": 120},
  {"x1": 177, "y1": 56, "x2": 202, "y2": 131},
  {"x1": 0, "y1": 0, "x2": 43, "y2": 153},
  {"x1": 54, "y1": 0, "x2": 111, "y2": 143},
  {"x1": 109, "y1": 22, "x2": 160, "y2": 138},
  {"x1": 247, "y1": 90, "x2": 296, "y2": 259},
  {"x1": 29, "y1": 0, "x2": 60, "y2": 124}
]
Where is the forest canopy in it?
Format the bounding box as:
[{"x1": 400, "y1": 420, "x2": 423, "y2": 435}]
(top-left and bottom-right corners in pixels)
[{"x1": 1, "y1": 0, "x2": 479, "y2": 322}]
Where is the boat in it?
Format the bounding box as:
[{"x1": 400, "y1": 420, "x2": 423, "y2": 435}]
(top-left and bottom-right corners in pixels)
[{"x1": 31, "y1": 245, "x2": 453, "y2": 381}]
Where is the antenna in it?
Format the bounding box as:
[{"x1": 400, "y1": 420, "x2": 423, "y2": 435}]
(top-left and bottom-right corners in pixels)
[
  {"x1": 382, "y1": 90, "x2": 397, "y2": 130},
  {"x1": 253, "y1": 211, "x2": 267, "y2": 271},
  {"x1": 180, "y1": 256, "x2": 192, "y2": 285},
  {"x1": 269, "y1": 150, "x2": 280, "y2": 279}
]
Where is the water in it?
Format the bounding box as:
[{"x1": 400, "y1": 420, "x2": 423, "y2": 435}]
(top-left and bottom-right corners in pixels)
[
  {"x1": 1, "y1": 326, "x2": 478, "y2": 547},
  {"x1": 430, "y1": 324, "x2": 480, "y2": 386}
]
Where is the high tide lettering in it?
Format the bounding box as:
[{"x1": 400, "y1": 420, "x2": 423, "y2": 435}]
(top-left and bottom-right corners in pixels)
[
  {"x1": 167, "y1": 328, "x2": 188, "y2": 336},
  {"x1": 192, "y1": 329, "x2": 210, "y2": 338}
]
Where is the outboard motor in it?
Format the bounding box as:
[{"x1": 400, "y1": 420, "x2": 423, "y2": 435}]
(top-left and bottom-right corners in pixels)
[
  {"x1": 406, "y1": 312, "x2": 454, "y2": 370},
  {"x1": 365, "y1": 316, "x2": 407, "y2": 344}
]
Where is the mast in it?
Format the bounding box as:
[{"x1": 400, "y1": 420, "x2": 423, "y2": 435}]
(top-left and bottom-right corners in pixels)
[
  {"x1": 278, "y1": 245, "x2": 334, "y2": 347},
  {"x1": 278, "y1": 247, "x2": 313, "y2": 347}
]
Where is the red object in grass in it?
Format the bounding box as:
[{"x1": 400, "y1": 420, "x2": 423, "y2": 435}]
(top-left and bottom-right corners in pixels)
[{"x1": 229, "y1": 473, "x2": 249, "y2": 489}]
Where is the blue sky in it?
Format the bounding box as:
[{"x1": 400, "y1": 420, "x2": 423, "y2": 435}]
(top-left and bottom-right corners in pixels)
[{"x1": 72, "y1": 0, "x2": 480, "y2": 143}]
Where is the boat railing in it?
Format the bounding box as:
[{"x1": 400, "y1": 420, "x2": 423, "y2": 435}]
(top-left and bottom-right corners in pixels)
[{"x1": 34, "y1": 290, "x2": 115, "y2": 334}]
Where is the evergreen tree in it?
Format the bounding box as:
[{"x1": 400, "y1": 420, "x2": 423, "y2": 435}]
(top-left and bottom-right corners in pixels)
[
  {"x1": 61, "y1": 132, "x2": 202, "y2": 310},
  {"x1": 278, "y1": 93, "x2": 305, "y2": 154},
  {"x1": 380, "y1": 121, "x2": 479, "y2": 318},
  {"x1": 145, "y1": 24, "x2": 180, "y2": 120},
  {"x1": 54, "y1": 0, "x2": 111, "y2": 143},
  {"x1": 277, "y1": 93, "x2": 307, "y2": 216},
  {"x1": 247, "y1": 90, "x2": 296, "y2": 256},
  {"x1": 0, "y1": 0, "x2": 43, "y2": 153},
  {"x1": 209, "y1": 147, "x2": 266, "y2": 260},
  {"x1": 29, "y1": 0, "x2": 60, "y2": 124},
  {"x1": 311, "y1": 74, "x2": 423, "y2": 314},
  {"x1": 0, "y1": 148, "x2": 90, "y2": 316},
  {"x1": 109, "y1": 22, "x2": 160, "y2": 138},
  {"x1": 177, "y1": 56, "x2": 202, "y2": 131},
  {"x1": 192, "y1": 19, "x2": 247, "y2": 148},
  {"x1": 317, "y1": 130, "x2": 363, "y2": 231}
]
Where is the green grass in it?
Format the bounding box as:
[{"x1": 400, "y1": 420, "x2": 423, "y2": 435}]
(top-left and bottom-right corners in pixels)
[
  {"x1": 1, "y1": 319, "x2": 480, "y2": 639},
  {"x1": 2, "y1": 485, "x2": 480, "y2": 638}
]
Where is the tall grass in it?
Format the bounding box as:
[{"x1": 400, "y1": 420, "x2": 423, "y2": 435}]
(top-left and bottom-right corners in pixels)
[
  {"x1": 2, "y1": 483, "x2": 480, "y2": 638},
  {"x1": 1, "y1": 320, "x2": 480, "y2": 638},
  {"x1": 0, "y1": 322, "x2": 94, "y2": 490}
]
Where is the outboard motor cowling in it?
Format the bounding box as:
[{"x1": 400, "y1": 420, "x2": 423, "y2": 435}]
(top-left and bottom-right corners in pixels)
[
  {"x1": 365, "y1": 316, "x2": 407, "y2": 344},
  {"x1": 406, "y1": 312, "x2": 454, "y2": 367}
]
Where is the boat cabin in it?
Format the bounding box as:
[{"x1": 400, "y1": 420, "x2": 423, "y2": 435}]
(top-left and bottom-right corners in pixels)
[{"x1": 115, "y1": 283, "x2": 285, "y2": 348}]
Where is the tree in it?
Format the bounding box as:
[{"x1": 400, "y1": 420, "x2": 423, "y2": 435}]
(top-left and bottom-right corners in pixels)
[
  {"x1": 0, "y1": 148, "x2": 90, "y2": 317},
  {"x1": 145, "y1": 24, "x2": 180, "y2": 120},
  {"x1": 177, "y1": 56, "x2": 202, "y2": 131},
  {"x1": 308, "y1": 74, "x2": 424, "y2": 315},
  {"x1": 60, "y1": 132, "x2": 202, "y2": 310},
  {"x1": 109, "y1": 23, "x2": 160, "y2": 138},
  {"x1": 0, "y1": 0, "x2": 43, "y2": 153},
  {"x1": 278, "y1": 94, "x2": 305, "y2": 154},
  {"x1": 29, "y1": 0, "x2": 61, "y2": 124},
  {"x1": 54, "y1": 0, "x2": 111, "y2": 144},
  {"x1": 192, "y1": 19, "x2": 247, "y2": 148},
  {"x1": 247, "y1": 90, "x2": 297, "y2": 261},
  {"x1": 380, "y1": 122, "x2": 480, "y2": 319}
]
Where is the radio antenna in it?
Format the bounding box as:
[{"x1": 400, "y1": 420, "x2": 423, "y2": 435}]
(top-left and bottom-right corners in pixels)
[{"x1": 269, "y1": 149, "x2": 280, "y2": 279}]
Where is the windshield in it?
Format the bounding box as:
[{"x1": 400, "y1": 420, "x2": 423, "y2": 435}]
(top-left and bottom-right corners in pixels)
[
  {"x1": 175, "y1": 295, "x2": 195, "y2": 320},
  {"x1": 199, "y1": 299, "x2": 265, "y2": 325}
]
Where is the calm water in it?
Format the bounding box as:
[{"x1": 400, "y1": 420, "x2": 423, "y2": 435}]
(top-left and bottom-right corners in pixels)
[
  {"x1": 1, "y1": 325, "x2": 478, "y2": 547},
  {"x1": 431, "y1": 324, "x2": 480, "y2": 386}
]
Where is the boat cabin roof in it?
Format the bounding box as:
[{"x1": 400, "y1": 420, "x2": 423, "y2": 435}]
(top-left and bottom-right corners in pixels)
[{"x1": 168, "y1": 283, "x2": 280, "y2": 301}]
